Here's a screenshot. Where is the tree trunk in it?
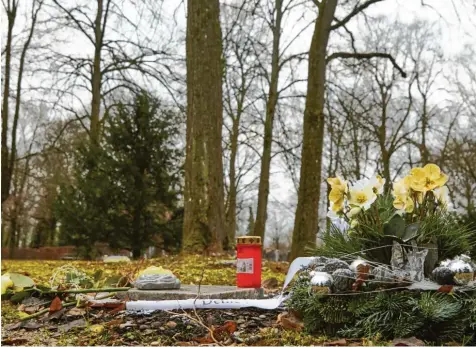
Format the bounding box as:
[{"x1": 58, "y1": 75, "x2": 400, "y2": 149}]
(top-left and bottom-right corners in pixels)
[
  {"x1": 290, "y1": 0, "x2": 337, "y2": 261},
  {"x1": 90, "y1": 0, "x2": 104, "y2": 144},
  {"x1": 225, "y1": 117, "x2": 239, "y2": 250},
  {"x1": 254, "y1": 0, "x2": 283, "y2": 241},
  {"x1": 183, "y1": 0, "x2": 226, "y2": 253},
  {"x1": 1, "y1": 5, "x2": 16, "y2": 205}
]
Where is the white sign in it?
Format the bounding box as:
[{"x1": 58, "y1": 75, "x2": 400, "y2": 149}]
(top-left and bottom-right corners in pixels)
[{"x1": 236, "y1": 258, "x2": 254, "y2": 274}]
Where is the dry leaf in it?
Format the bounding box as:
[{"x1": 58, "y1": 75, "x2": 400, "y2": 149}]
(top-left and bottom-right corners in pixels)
[
  {"x1": 324, "y1": 338, "x2": 348, "y2": 346},
  {"x1": 108, "y1": 302, "x2": 126, "y2": 315},
  {"x1": 391, "y1": 337, "x2": 425, "y2": 346},
  {"x1": 166, "y1": 321, "x2": 177, "y2": 329},
  {"x1": 277, "y1": 312, "x2": 304, "y2": 332},
  {"x1": 67, "y1": 307, "x2": 86, "y2": 317},
  {"x1": 105, "y1": 318, "x2": 123, "y2": 327},
  {"x1": 58, "y1": 318, "x2": 87, "y2": 333},
  {"x1": 352, "y1": 264, "x2": 370, "y2": 291},
  {"x1": 437, "y1": 285, "x2": 454, "y2": 293},
  {"x1": 49, "y1": 296, "x2": 63, "y2": 314},
  {"x1": 262, "y1": 277, "x2": 279, "y2": 289},
  {"x1": 2, "y1": 338, "x2": 29, "y2": 345}
]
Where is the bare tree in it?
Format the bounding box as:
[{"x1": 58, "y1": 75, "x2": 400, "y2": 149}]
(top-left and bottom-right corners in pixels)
[
  {"x1": 2, "y1": 0, "x2": 44, "y2": 205},
  {"x1": 290, "y1": 0, "x2": 406, "y2": 260},
  {"x1": 182, "y1": 0, "x2": 226, "y2": 253},
  {"x1": 46, "y1": 0, "x2": 180, "y2": 144}
]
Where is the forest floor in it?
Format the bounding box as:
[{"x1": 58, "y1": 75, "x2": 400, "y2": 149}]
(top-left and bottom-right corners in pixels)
[{"x1": 1, "y1": 256, "x2": 377, "y2": 346}]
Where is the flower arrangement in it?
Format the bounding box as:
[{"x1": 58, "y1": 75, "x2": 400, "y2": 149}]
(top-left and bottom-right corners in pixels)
[{"x1": 317, "y1": 163, "x2": 473, "y2": 270}]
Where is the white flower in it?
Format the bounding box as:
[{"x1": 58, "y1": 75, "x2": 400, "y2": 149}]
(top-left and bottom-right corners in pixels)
[
  {"x1": 348, "y1": 179, "x2": 377, "y2": 210},
  {"x1": 369, "y1": 175, "x2": 385, "y2": 194},
  {"x1": 433, "y1": 186, "x2": 450, "y2": 209}
]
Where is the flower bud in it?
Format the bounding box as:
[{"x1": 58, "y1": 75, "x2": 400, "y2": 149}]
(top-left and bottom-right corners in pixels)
[
  {"x1": 350, "y1": 219, "x2": 359, "y2": 228},
  {"x1": 348, "y1": 207, "x2": 361, "y2": 218}
]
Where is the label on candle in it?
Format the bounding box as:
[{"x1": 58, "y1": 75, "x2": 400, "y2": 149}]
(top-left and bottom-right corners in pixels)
[{"x1": 236, "y1": 258, "x2": 253, "y2": 273}]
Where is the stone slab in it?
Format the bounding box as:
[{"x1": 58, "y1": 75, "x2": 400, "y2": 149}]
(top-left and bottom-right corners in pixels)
[{"x1": 116, "y1": 285, "x2": 264, "y2": 301}]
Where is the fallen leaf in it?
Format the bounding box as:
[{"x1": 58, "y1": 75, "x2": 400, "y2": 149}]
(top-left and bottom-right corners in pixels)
[
  {"x1": 105, "y1": 318, "x2": 123, "y2": 327},
  {"x1": 4, "y1": 321, "x2": 43, "y2": 331},
  {"x1": 352, "y1": 264, "x2": 370, "y2": 291},
  {"x1": 277, "y1": 312, "x2": 304, "y2": 332},
  {"x1": 324, "y1": 338, "x2": 348, "y2": 346},
  {"x1": 24, "y1": 305, "x2": 40, "y2": 314},
  {"x1": 9, "y1": 273, "x2": 35, "y2": 288},
  {"x1": 1, "y1": 338, "x2": 29, "y2": 345},
  {"x1": 166, "y1": 321, "x2": 177, "y2": 329},
  {"x1": 391, "y1": 337, "x2": 425, "y2": 346},
  {"x1": 42, "y1": 308, "x2": 65, "y2": 321},
  {"x1": 108, "y1": 302, "x2": 126, "y2": 315},
  {"x1": 49, "y1": 296, "x2": 63, "y2": 314},
  {"x1": 17, "y1": 304, "x2": 26, "y2": 312},
  {"x1": 58, "y1": 318, "x2": 87, "y2": 333},
  {"x1": 89, "y1": 324, "x2": 105, "y2": 333},
  {"x1": 262, "y1": 278, "x2": 279, "y2": 289},
  {"x1": 437, "y1": 285, "x2": 454, "y2": 293},
  {"x1": 67, "y1": 307, "x2": 86, "y2": 317}
]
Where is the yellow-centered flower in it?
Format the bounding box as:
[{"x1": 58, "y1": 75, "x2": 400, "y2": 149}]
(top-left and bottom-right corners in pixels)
[
  {"x1": 349, "y1": 185, "x2": 377, "y2": 210},
  {"x1": 409, "y1": 163, "x2": 448, "y2": 192},
  {"x1": 370, "y1": 175, "x2": 385, "y2": 194}
]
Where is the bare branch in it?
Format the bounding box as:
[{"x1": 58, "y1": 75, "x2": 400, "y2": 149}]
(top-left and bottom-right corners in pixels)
[{"x1": 326, "y1": 51, "x2": 407, "y2": 78}]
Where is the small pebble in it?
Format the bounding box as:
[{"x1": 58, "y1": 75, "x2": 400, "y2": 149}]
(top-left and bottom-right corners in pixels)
[
  {"x1": 236, "y1": 319, "x2": 246, "y2": 324},
  {"x1": 150, "y1": 342, "x2": 161, "y2": 346},
  {"x1": 259, "y1": 315, "x2": 266, "y2": 319},
  {"x1": 151, "y1": 322, "x2": 161, "y2": 329},
  {"x1": 139, "y1": 324, "x2": 149, "y2": 331}
]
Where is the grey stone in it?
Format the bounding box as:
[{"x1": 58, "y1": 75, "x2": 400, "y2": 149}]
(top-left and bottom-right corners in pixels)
[
  {"x1": 322, "y1": 259, "x2": 350, "y2": 273},
  {"x1": 116, "y1": 284, "x2": 264, "y2": 301},
  {"x1": 332, "y1": 268, "x2": 355, "y2": 292},
  {"x1": 134, "y1": 274, "x2": 181, "y2": 290},
  {"x1": 432, "y1": 266, "x2": 455, "y2": 285}
]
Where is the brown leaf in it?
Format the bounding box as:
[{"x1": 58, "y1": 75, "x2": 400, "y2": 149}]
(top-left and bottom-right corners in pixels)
[
  {"x1": 391, "y1": 337, "x2": 425, "y2": 346},
  {"x1": 49, "y1": 296, "x2": 63, "y2": 314},
  {"x1": 277, "y1": 312, "x2": 304, "y2": 332},
  {"x1": 58, "y1": 318, "x2": 87, "y2": 333},
  {"x1": 42, "y1": 308, "x2": 65, "y2": 321},
  {"x1": 66, "y1": 307, "x2": 87, "y2": 317},
  {"x1": 352, "y1": 264, "x2": 370, "y2": 291},
  {"x1": 262, "y1": 277, "x2": 279, "y2": 289},
  {"x1": 437, "y1": 285, "x2": 454, "y2": 293},
  {"x1": 108, "y1": 302, "x2": 126, "y2": 315},
  {"x1": 24, "y1": 306, "x2": 40, "y2": 314},
  {"x1": 17, "y1": 304, "x2": 26, "y2": 312},
  {"x1": 324, "y1": 338, "x2": 348, "y2": 346},
  {"x1": 166, "y1": 321, "x2": 177, "y2": 329},
  {"x1": 2, "y1": 338, "x2": 29, "y2": 345},
  {"x1": 105, "y1": 318, "x2": 123, "y2": 327}
]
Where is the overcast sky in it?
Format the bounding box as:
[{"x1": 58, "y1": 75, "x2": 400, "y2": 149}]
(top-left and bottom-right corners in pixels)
[{"x1": 2, "y1": 0, "x2": 475, "y2": 246}]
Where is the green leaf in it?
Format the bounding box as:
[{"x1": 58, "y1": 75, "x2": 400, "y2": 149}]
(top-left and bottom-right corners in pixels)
[
  {"x1": 10, "y1": 291, "x2": 31, "y2": 304},
  {"x1": 9, "y1": 273, "x2": 35, "y2": 289},
  {"x1": 402, "y1": 223, "x2": 419, "y2": 242},
  {"x1": 93, "y1": 269, "x2": 103, "y2": 283},
  {"x1": 383, "y1": 215, "x2": 405, "y2": 238}
]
